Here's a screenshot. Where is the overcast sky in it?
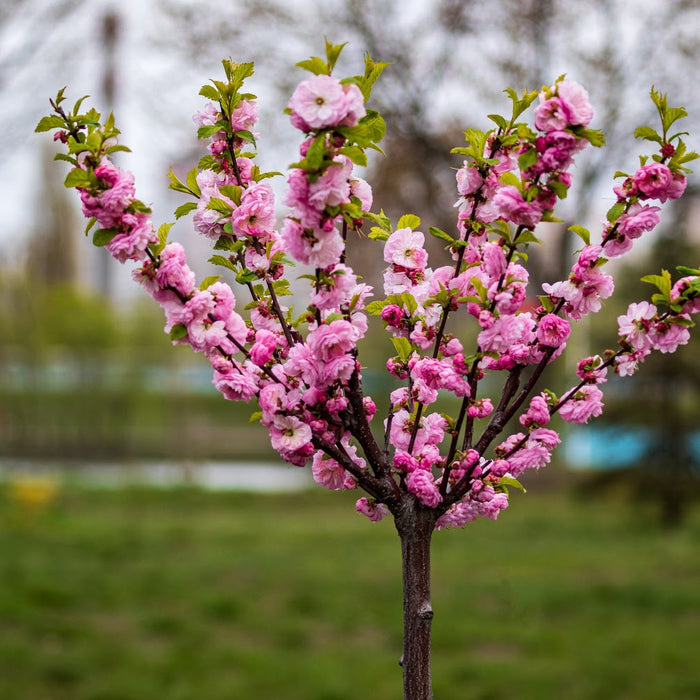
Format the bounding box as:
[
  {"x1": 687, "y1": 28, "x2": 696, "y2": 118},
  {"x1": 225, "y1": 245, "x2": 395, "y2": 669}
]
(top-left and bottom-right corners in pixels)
[{"x1": 2, "y1": 0, "x2": 699, "y2": 275}]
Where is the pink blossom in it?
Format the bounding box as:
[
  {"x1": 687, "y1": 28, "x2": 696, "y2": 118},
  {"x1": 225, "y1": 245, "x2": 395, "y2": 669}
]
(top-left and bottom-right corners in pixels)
[
  {"x1": 481, "y1": 242, "x2": 508, "y2": 280},
  {"x1": 269, "y1": 415, "x2": 312, "y2": 452},
  {"x1": 535, "y1": 130, "x2": 581, "y2": 172},
  {"x1": 649, "y1": 318, "x2": 691, "y2": 353},
  {"x1": 355, "y1": 497, "x2": 389, "y2": 523},
  {"x1": 435, "y1": 499, "x2": 479, "y2": 530},
  {"x1": 193, "y1": 102, "x2": 220, "y2": 128},
  {"x1": 477, "y1": 313, "x2": 536, "y2": 354},
  {"x1": 230, "y1": 99, "x2": 258, "y2": 132},
  {"x1": 544, "y1": 268, "x2": 614, "y2": 319},
  {"x1": 249, "y1": 329, "x2": 279, "y2": 366},
  {"x1": 576, "y1": 355, "x2": 608, "y2": 384},
  {"x1": 410, "y1": 358, "x2": 471, "y2": 398},
  {"x1": 467, "y1": 398, "x2": 493, "y2": 419},
  {"x1": 614, "y1": 350, "x2": 648, "y2": 377},
  {"x1": 616, "y1": 203, "x2": 661, "y2": 239},
  {"x1": 307, "y1": 157, "x2": 353, "y2": 210},
  {"x1": 280, "y1": 218, "x2": 344, "y2": 268},
  {"x1": 556, "y1": 80, "x2": 594, "y2": 127},
  {"x1": 105, "y1": 213, "x2": 157, "y2": 263},
  {"x1": 602, "y1": 233, "x2": 634, "y2": 259},
  {"x1": 288, "y1": 75, "x2": 365, "y2": 130},
  {"x1": 155, "y1": 243, "x2": 196, "y2": 296},
  {"x1": 558, "y1": 385, "x2": 604, "y2": 424},
  {"x1": 406, "y1": 469, "x2": 443, "y2": 508},
  {"x1": 671, "y1": 276, "x2": 700, "y2": 314},
  {"x1": 492, "y1": 186, "x2": 543, "y2": 228},
  {"x1": 572, "y1": 245, "x2": 603, "y2": 275},
  {"x1": 633, "y1": 162, "x2": 674, "y2": 201},
  {"x1": 231, "y1": 182, "x2": 276, "y2": 238},
  {"x1": 456, "y1": 162, "x2": 484, "y2": 196},
  {"x1": 312, "y1": 453, "x2": 351, "y2": 491},
  {"x1": 384, "y1": 228, "x2": 428, "y2": 270},
  {"x1": 618, "y1": 301, "x2": 657, "y2": 351},
  {"x1": 213, "y1": 366, "x2": 259, "y2": 402},
  {"x1": 307, "y1": 319, "x2": 357, "y2": 362},
  {"x1": 349, "y1": 177, "x2": 373, "y2": 211},
  {"x1": 519, "y1": 394, "x2": 551, "y2": 427},
  {"x1": 536, "y1": 313, "x2": 571, "y2": 347},
  {"x1": 208, "y1": 281, "x2": 236, "y2": 321},
  {"x1": 310, "y1": 263, "x2": 360, "y2": 311},
  {"x1": 534, "y1": 96, "x2": 569, "y2": 132}
]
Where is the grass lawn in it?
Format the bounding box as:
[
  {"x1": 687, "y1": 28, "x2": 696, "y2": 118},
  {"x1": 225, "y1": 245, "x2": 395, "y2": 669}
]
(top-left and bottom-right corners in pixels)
[{"x1": 0, "y1": 481, "x2": 698, "y2": 699}]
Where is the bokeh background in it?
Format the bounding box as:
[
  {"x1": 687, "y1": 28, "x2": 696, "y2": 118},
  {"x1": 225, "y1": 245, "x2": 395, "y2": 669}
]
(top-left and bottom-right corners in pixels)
[{"x1": 1, "y1": 1, "x2": 700, "y2": 698}]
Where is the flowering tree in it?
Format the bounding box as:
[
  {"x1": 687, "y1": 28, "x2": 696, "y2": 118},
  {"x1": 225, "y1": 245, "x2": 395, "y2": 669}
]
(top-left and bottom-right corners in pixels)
[{"x1": 37, "y1": 41, "x2": 699, "y2": 700}]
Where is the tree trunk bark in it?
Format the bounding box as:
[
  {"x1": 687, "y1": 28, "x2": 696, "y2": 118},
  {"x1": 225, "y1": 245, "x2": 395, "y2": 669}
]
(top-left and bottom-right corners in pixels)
[{"x1": 396, "y1": 499, "x2": 436, "y2": 700}]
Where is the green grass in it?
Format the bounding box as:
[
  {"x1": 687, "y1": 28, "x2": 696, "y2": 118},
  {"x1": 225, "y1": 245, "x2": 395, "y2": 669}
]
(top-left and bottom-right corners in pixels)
[{"x1": 1, "y1": 483, "x2": 699, "y2": 699}]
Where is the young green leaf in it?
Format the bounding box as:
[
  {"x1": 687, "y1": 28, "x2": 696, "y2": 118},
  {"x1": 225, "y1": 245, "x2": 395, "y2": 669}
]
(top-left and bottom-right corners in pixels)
[{"x1": 397, "y1": 214, "x2": 421, "y2": 231}]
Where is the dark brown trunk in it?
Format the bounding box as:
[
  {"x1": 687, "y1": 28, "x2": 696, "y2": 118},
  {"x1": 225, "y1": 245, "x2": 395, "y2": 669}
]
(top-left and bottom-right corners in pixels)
[{"x1": 396, "y1": 499, "x2": 436, "y2": 700}]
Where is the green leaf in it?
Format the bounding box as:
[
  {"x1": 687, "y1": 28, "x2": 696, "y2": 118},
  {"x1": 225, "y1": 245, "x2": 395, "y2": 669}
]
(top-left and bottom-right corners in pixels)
[
  {"x1": 199, "y1": 84, "x2": 220, "y2": 101},
  {"x1": 235, "y1": 129, "x2": 257, "y2": 147},
  {"x1": 214, "y1": 235, "x2": 236, "y2": 251},
  {"x1": 366, "y1": 300, "x2": 390, "y2": 315},
  {"x1": 218, "y1": 185, "x2": 242, "y2": 206},
  {"x1": 249, "y1": 411, "x2": 263, "y2": 424},
  {"x1": 237, "y1": 269, "x2": 259, "y2": 285},
  {"x1": 498, "y1": 475, "x2": 526, "y2": 493},
  {"x1": 429, "y1": 227, "x2": 455, "y2": 244},
  {"x1": 356, "y1": 54, "x2": 391, "y2": 102},
  {"x1": 568, "y1": 225, "x2": 591, "y2": 246},
  {"x1": 515, "y1": 230, "x2": 542, "y2": 245},
  {"x1": 538, "y1": 295, "x2": 555, "y2": 313},
  {"x1": 186, "y1": 167, "x2": 201, "y2": 197},
  {"x1": 64, "y1": 168, "x2": 93, "y2": 189},
  {"x1": 339, "y1": 145, "x2": 367, "y2": 167},
  {"x1": 634, "y1": 126, "x2": 662, "y2": 144},
  {"x1": 397, "y1": 214, "x2": 421, "y2": 231},
  {"x1": 93, "y1": 228, "x2": 117, "y2": 247},
  {"x1": 53, "y1": 153, "x2": 77, "y2": 165},
  {"x1": 641, "y1": 269, "x2": 672, "y2": 301},
  {"x1": 200, "y1": 275, "x2": 221, "y2": 290},
  {"x1": 368, "y1": 227, "x2": 390, "y2": 241},
  {"x1": 363, "y1": 210, "x2": 392, "y2": 231},
  {"x1": 606, "y1": 201, "x2": 626, "y2": 224},
  {"x1": 305, "y1": 133, "x2": 328, "y2": 170},
  {"x1": 569, "y1": 126, "x2": 606, "y2": 147},
  {"x1": 325, "y1": 40, "x2": 347, "y2": 72},
  {"x1": 35, "y1": 115, "x2": 66, "y2": 133},
  {"x1": 168, "y1": 168, "x2": 192, "y2": 196},
  {"x1": 464, "y1": 128, "x2": 487, "y2": 159},
  {"x1": 169, "y1": 323, "x2": 188, "y2": 341},
  {"x1": 499, "y1": 171, "x2": 522, "y2": 189},
  {"x1": 391, "y1": 337, "x2": 413, "y2": 362},
  {"x1": 296, "y1": 56, "x2": 329, "y2": 76},
  {"x1": 209, "y1": 254, "x2": 237, "y2": 273},
  {"x1": 84, "y1": 217, "x2": 97, "y2": 236},
  {"x1": 548, "y1": 180, "x2": 569, "y2": 200},
  {"x1": 487, "y1": 114, "x2": 508, "y2": 131},
  {"x1": 157, "y1": 222, "x2": 174, "y2": 249},
  {"x1": 174, "y1": 201, "x2": 198, "y2": 219},
  {"x1": 676, "y1": 265, "x2": 700, "y2": 276},
  {"x1": 197, "y1": 123, "x2": 225, "y2": 139},
  {"x1": 518, "y1": 147, "x2": 538, "y2": 172},
  {"x1": 207, "y1": 197, "x2": 233, "y2": 215}
]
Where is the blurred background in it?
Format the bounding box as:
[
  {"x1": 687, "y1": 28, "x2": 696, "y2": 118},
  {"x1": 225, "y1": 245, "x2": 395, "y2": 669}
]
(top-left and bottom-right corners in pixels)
[{"x1": 1, "y1": 1, "x2": 700, "y2": 698}]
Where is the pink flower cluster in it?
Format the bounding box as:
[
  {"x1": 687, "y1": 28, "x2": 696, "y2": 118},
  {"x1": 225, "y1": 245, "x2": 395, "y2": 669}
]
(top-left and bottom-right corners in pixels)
[
  {"x1": 77, "y1": 158, "x2": 157, "y2": 262},
  {"x1": 45, "y1": 56, "x2": 698, "y2": 535},
  {"x1": 287, "y1": 74, "x2": 365, "y2": 131},
  {"x1": 614, "y1": 299, "x2": 692, "y2": 376}
]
